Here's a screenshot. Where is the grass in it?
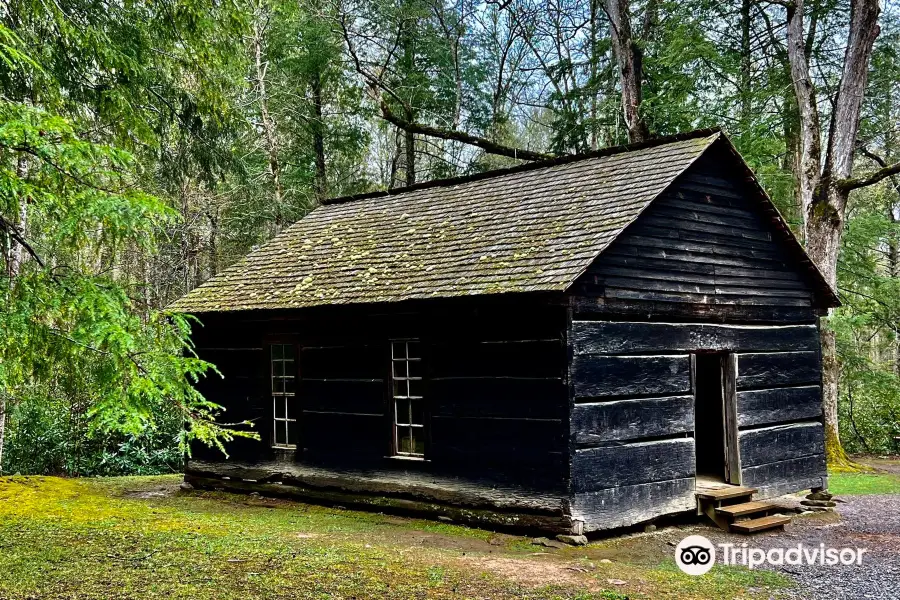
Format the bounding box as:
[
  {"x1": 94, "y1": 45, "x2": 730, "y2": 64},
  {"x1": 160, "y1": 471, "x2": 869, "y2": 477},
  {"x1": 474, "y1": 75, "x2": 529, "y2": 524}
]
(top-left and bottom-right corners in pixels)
[
  {"x1": 0, "y1": 475, "x2": 794, "y2": 600},
  {"x1": 829, "y1": 470, "x2": 900, "y2": 495}
]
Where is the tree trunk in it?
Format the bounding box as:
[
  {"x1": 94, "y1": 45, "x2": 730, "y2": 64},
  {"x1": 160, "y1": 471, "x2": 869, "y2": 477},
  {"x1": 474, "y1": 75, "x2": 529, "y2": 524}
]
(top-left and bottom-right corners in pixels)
[
  {"x1": 8, "y1": 155, "x2": 29, "y2": 278},
  {"x1": 739, "y1": 0, "x2": 752, "y2": 125},
  {"x1": 253, "y1": 11, "x2": 285, "y2": 229},
  {"x1": 786, "y1": 0, "x2": 882, "y2": 468},
  {"x1": 0, "y1": 393, "x2": 6, "y2": 475},
  {"x1": 310, "y1": 70, "x2": 328, "y2": 204},
  {"x1": 604, "y1": 0, "x2": 649, "y2": 143}
]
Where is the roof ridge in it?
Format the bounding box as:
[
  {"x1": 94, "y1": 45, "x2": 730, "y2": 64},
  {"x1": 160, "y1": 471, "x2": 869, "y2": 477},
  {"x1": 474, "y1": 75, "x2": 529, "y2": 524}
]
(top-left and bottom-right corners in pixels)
[{"x1": 321, "y1": 127, "x2": 722, "y2": 206}]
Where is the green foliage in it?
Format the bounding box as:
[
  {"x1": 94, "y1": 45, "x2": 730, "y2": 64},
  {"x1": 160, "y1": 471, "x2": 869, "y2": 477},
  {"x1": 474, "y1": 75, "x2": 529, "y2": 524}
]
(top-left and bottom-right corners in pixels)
[
  {"x1": 0, "y1": 101, "x2": 254, "y2": 472},
  {"x1": 828, "y1": 470, "x2": 900, "y2": 495}
]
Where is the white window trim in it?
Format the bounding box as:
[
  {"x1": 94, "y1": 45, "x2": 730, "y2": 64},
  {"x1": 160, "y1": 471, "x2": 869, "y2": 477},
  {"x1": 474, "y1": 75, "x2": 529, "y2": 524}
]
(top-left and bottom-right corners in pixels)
[
  {"x1": 391, "y1": 339, "x2": 425, "y2": 458},
  {"x1": 271, "y1": 343, "x2": 297, "y2": 449}
]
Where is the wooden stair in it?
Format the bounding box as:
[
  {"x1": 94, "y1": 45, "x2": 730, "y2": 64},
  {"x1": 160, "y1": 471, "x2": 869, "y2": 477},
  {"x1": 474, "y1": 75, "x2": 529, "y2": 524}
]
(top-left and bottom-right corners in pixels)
[{"x1": 696, "y1": 485, "x2": 790, "y2": 534}]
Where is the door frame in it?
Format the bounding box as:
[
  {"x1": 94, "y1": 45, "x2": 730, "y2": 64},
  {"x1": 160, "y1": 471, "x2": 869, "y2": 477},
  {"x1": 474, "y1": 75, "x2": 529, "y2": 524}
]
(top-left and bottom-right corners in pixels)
[{"x1": 721, "y1": 353, "x2": 741, "y2": 484}]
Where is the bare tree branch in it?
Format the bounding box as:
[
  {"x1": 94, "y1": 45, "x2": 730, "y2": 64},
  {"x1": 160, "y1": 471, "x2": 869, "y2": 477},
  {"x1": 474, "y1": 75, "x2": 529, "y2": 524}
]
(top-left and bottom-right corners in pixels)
[{"x1": 378, "y1": 99, "x2": 556, "y2": 162}]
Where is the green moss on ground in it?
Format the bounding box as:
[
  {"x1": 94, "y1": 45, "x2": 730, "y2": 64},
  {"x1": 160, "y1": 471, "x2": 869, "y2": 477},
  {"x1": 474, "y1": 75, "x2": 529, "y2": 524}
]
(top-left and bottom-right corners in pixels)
[
  {"x1": 829, "y1": 471, "x2": 900, "y2": 495},
  {"x1": 0, "y1": 475, "x2": 792, "y2": 600}
]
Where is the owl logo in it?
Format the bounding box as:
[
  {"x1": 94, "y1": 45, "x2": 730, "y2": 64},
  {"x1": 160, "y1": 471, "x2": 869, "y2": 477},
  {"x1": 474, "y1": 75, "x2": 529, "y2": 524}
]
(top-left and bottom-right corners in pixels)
[{"x1": 675, "y1": 535, "x2": 716, "y2": 575}]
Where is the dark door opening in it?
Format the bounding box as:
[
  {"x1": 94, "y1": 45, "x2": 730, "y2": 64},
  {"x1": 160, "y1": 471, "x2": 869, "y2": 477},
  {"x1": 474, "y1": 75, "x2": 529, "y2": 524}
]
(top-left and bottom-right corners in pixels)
[{"x1": 694, "y1": 353, "x2": 727, "y2": 482}]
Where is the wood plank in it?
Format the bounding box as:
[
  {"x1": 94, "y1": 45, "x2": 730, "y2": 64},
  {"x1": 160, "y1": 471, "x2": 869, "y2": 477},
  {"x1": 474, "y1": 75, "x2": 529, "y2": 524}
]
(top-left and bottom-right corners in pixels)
[
  {"x1": 740, "y1": 454, "x2": 827, "y2": 489},
  {"x1": 572, "y1": 438, "x2": 695, "y2": 491},
  {"x1": 299, "y1": 379, "x2": 385, "y2": 414},
  {"x1": 715, "y1": 500, "x2": 773, "y2": 518},
  {"x1": 736, "y1": 386, "x2": 822, "y2": 428},
  {"x1": 729, "y1": 515, "x2": 791, "y2": 533},
  {"x1": 301, "y1": 344, "x2": 384, "y2": 379},
  {"x1": 695, "y1": 486, "x2": 757, "y2": 500},
  {"x1": 738, "y1": 422, "x2": 825, "y2": 468},
  {"x1": 603, "y1": 287, "x2": 812, "y2": 307},
  {"x1": 736, "y1": 352, "x2": 821, "y2": 390},
  {"x1": 572, "y1": 395, "x2": 693, "y2": 445},
  {"x1": 572, "y1": 322, "x2": 820, "y2": 355},
  {"x1": 570, "y1": 297, "x2": 821, "y2": 324},
  {"x1": 599, "y1": 253, "x2": 801, "y2": 280},
  {"x1": 572, "y1": 355, "x2": 692, "y2": 398},
  {"x1": 572, "y1": 477, "x2": 697, "y2": 532},
  {"x1": 430, "y1": 377, "x2": 567, "y2": 420},
  {"x1": 430, "y1": 339, "x2": 563, "y2": 378},
  {"x1": 590, "y1": 265, "x2": 809, "y2": 290}
]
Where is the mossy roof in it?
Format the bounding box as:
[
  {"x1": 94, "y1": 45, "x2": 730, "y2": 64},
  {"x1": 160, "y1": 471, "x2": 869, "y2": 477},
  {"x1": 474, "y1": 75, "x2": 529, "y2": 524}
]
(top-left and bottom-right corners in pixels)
[{"x1": 170, "y1": 131, "x2": 722, "y2": 313}]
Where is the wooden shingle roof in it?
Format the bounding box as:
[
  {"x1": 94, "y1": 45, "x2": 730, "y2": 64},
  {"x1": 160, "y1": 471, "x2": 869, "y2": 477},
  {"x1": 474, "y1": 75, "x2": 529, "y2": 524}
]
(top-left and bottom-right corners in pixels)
[{"x1": 169, "y1": 130, "x2": 731, "y2": 313}]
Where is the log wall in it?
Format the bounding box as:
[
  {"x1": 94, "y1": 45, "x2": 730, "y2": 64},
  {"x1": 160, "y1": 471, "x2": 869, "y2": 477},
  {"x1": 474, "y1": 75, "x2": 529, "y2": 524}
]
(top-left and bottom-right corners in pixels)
[
  {"x1": 568, "y1": 318, "x2": 826, "y2": 531},
  {"x1": 187, "y1": 296, "x2": 572, "y2": 530}
]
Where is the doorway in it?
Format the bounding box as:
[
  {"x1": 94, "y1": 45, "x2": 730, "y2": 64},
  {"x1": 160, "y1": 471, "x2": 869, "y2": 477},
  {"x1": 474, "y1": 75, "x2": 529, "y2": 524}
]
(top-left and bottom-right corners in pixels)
[{"x1": 694, "y1": 353, "x2": 728, "y2": 483}]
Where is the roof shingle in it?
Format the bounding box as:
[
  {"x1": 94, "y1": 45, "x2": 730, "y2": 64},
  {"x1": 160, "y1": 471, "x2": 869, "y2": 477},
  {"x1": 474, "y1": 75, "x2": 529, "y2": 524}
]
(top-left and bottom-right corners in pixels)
[{"x1": 170, "y1": 132, "x2": 721, "y2": 313}]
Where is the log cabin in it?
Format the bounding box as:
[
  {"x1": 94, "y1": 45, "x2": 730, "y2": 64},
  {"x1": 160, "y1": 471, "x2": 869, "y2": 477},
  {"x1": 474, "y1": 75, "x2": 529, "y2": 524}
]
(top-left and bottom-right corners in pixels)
[{"x1": 170, "y1": 129, "x2": 839, "y2": 535}]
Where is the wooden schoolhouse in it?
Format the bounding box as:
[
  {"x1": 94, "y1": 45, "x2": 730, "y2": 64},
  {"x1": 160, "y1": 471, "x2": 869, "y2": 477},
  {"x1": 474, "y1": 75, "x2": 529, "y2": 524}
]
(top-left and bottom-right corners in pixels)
[{"x1": 171, "y1": 129, "x2": 838, "y2": 535}]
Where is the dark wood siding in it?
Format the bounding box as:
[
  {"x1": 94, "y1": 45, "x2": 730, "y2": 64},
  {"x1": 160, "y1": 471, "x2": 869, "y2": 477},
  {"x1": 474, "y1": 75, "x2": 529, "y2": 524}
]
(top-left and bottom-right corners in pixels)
[
  {"x1": 568, "y1": 319, "x2": 826, "y2": 530},
  {"x1": 571, "y1": 152, "x2": 823, "y2": 323},
  {"x1": 188, "y1": 296, "x2": 570, "y2": 497}
]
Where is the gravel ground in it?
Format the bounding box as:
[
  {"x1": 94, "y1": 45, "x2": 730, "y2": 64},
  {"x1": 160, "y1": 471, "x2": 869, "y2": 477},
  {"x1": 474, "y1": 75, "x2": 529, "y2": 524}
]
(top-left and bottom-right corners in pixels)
[{"x1": 701, "y1": 494, "x2": 900, "y2": 599}]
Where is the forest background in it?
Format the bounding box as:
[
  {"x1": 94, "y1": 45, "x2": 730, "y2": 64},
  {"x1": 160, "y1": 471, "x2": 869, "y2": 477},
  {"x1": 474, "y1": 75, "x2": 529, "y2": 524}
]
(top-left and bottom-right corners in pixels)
[{"x1": 1, "y1": 0, "x2": 898, "y2": 476}]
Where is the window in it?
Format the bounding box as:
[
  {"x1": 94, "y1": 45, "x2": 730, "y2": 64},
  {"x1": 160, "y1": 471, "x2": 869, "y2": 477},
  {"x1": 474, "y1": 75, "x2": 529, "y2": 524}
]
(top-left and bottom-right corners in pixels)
[
  {"x1": 391, "y1": 340, "x2": 425, "y2": 457},
  {"x1": 271, "y1": 343, "x2": 297, "y2": 448}
]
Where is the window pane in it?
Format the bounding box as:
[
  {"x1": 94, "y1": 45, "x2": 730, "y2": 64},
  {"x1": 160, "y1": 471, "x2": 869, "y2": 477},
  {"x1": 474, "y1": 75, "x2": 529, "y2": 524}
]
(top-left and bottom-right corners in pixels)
[
  {"x1": 392, "y1": 360, "x2": 406, "y2": 379},
  {"x1": 273, "y1": 360, "x2": 284, "y2": 376},
  {"x1": 287, "y1": 418, "x2": 299, "y2": 446},
  {"x1": 408, "y1": 378, "x2": 424, "y2": 399},
  {"x1": 275, "y1": 397, "x2": 286, "y2": 419},
  {"x1": 285, "y1": 396, "x2": 295, "y2": 420},
  {"x1": 272, "y1": 377, "x2": 284, "y2": 394},
  {"x1": 283, "y1": 376, "x2": 296, "y2": 395},
  {"x1": 392, "y1": 342, "x2": 406, "y2": 360},
  {"x1": 411, "y1": 429, "x2": 425, "y2": 455},
  {"x1": 282, "y1": 344, "x2": 295, "y2": 360},
  {"x1": 392, "y1": 379, "x2": 406, "y2": 398},
  {"x1": 275, "y1": 422, "x2": 286, "y2": 446},
  {"x1": 410, "y1": 399, "x2": 423, "y2": 425},
  {"x1": 407, "y1": 358, "x2": 423, "y2": 378},
  {"x1": 398, "y1": 430, "x2": 412, "y2": 454},
  {"x1": 272, "y1": 344, "x2": 283, "y2": 360},
  {"x1": 395, "y1": 399, "x2": 408, "y2": 426},
  {"x1": 406, "y1": 341, "x2": 420, "y2": 359}
]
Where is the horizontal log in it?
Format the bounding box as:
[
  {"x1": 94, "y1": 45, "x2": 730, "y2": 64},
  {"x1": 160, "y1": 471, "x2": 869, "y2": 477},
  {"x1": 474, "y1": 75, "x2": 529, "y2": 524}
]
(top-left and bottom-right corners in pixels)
[
  {"x1": 569, "y1": 297, "x2": 821, "y2": 324},
  {"x1": 301, "y1": 412, "x2": 387, "y2": 457},
  {"x1": 572, "y1": 322, "x2": 820, "y2": 355},
  {"x1": 740, "y1": 454, "x2": 827, "y2": 489},
  {"x1": 738, "y1": 422, "x2": 825, "y2": 468},
  {"x1": 430, "y1": 417, "x2": 566, "y2": 469},
  {"x1": 604, "y1": 287, "x2": 812, "y2": 307},
  {"x1": 736, "y1": 386, "x2": 822, "y2": 428},
  {"x1": 572, "y1": 438, "x2": 695, "y2": 492},
  {"x1": 301, "y1": 345, "x2": 384, "y2": 379},
  {"x1": 299, "y1": 379, "x2": 384, "y2": 414},
  {"x1": 572, "y1": 355, "x2": 691, "y2": 398},
  {"x1": 431, "y1": 377, "x2": 567, "y2": 420},
  {"x1": 430, "y1": 339, "x2": 563, "y2": 378},
  {"x1": 572, "y1": 478, "x2": 697, "y2": 532},
  {"x1": 572, "y1": 395, "x2": 693, "y2": 445},
  {"x1": 736, "y1": 351, "x2": 821, "y2": 390},
  {"x1": 184, "y1": 459, "x2": 573, "y2": 534}
]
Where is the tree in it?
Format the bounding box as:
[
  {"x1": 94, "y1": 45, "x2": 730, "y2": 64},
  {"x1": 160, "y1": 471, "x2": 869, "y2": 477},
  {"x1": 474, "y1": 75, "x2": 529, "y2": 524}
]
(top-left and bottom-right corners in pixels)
[{"x1": 785, "y1": 0, "x2": 900, "y2": 466}]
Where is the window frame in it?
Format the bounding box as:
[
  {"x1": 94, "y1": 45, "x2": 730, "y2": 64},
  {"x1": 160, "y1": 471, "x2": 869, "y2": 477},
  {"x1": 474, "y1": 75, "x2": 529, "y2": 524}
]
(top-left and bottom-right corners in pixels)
[
  {"x1": 269, "y1": 342, "x2": 298, "y2": 449},
  {"x1": 389, "y1": 339, "x2": 426, "y2": 459}
]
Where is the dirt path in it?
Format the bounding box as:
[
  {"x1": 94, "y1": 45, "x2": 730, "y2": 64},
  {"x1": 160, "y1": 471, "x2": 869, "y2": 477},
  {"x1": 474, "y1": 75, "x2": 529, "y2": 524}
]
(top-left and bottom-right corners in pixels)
[{"x1": 695, "y1": 495, "x2": 900, "y2": 599}]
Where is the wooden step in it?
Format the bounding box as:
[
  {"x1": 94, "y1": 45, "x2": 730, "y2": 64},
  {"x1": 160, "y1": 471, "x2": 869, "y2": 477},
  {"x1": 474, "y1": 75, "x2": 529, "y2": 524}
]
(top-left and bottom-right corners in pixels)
[
  {"x1": 730, "y1": 515, "x2": 791, "y2": 534},
  {"x1": 695, "y1": 486, "x2": 758, "y2": 501},
  {"x1": 715, "y1": 501, "x2": 773, "y2": 518}
]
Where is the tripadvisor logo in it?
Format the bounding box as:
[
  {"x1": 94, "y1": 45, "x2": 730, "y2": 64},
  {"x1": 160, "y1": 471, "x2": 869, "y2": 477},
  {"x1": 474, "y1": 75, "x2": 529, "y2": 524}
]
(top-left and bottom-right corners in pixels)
[
  {"x1": 675, "y1": 535, "x2": 869, "y2": 575},
  {"x1": 675, "y1": 535, "x2": 716, "y2": 575}
]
